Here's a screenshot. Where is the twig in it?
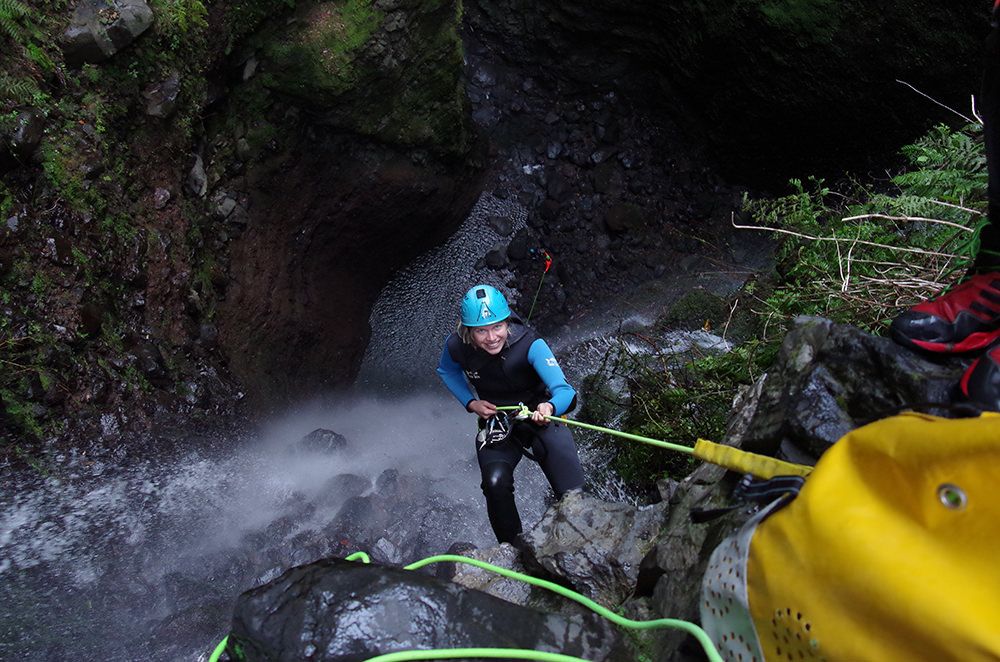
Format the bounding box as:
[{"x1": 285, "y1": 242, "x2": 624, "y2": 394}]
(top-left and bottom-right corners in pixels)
[
  {"x1": 835, "y1": 235, "x2": 847, "y2": 292},
  {"x1": 924, "y1": 199, "x2": 984, "y2": 216},
  {"x1": 843, "y1": 229, "x2": 860, "y2": 293},
  {"x1": 721, "y1": 298, "x2": 739, "y2": 343},
  {"x1": 840, "y1": 213, "x2": 974, "y2": 232},
  {"x1": 731, "y1": 215, "x2": 964, "y2": 259},
  {"x1": 896, "y1": 79, "x2": 977, "y2": 125},
  {"x1": 972, "y1": 93, "x2": 984, "y2": 125}
]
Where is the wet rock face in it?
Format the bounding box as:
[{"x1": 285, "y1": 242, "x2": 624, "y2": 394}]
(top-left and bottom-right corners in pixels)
[
  {"x1": 216, "y1": 132, "x2": 482, "y2": 403},
  {"x1": 738, "y1": 316, "x2": 968, "y2": 460},
  {"x1": 469, "y1": 0, "x2": 984, "y2": 183},
  {"x1": 522, "y1": 490, "x2": 669, "y2": 606},
  {"x1": 295, "y1": 428, "x2": 348, "y2": 454},
  {"x1": 227, "y1": 560, "x2": 631, "y2": 661}
]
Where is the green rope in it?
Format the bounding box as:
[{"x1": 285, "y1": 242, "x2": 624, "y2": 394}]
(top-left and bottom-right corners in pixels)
[
  {"x1": 364, "y1": 648, "x2": 590, "y2": 662},
  {"x1": 208, "y1": 635, "x2": 228, "y2": 662},
  {"x1": 401, "y1": 555, "x2": 722, "y2": 662},
  {"x1": 524, "y1": 265, "x2": 548, "y2": 323},
  {"x1": 206, "y1": 552, "x2": 723, "y2": 662},
  {"x1": 494, "y1": 405, "x2": 695, "y2": 456}
]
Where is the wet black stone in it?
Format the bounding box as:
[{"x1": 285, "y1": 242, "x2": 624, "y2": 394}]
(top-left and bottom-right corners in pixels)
[
  {"x1": 486, "y1": 214, "x2": 513, "y2": 236},
  {"x1": 485, "y1": 246, "x2": 507, "y2": 268},
  {"x1": 78, "y1": 301, "x2": 105, "y2": 337},
  {"x1": 227, "y1": 560, "x2": 630, "y2": 661},
  {"x1": 9, "y1": 109, "x2": 45, "y2": 159},
  {"x1": 507, "y1": 230, "x2": 530, "y2": 261},
  {"x1": 546, "y1": 172, "x2": 572, "y2": 203},
  {"x1": 297, "y1": 428, "x2": 348, "y2": 454}
]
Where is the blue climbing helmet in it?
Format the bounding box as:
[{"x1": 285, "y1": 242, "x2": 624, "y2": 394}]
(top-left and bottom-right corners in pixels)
[{"x1": 460, "y1": 285, "x2": 512, "y2": 327}]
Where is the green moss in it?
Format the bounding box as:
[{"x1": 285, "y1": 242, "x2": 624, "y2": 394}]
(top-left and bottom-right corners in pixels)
[
  {"x1": 29, "y1": 271, "x2": 49, "y2": 299},
  {"x1": 662, "y1": 289, "x2": 729, "y2": 331},
  {"x1": 261, "y1": 0, "x2": 469, "y2": 152},
  {"x1": 590, "y1": 334, "x2": 774, "y2": 489},
  {"x1": 222, "y1": 0, "x2": 297, "y2": 54},
  {"x1": 264, "y1": 0, "x2": 384, "y2": 98},
  {"x1": 756, "y1": 0, "x2": 840, "y2": 44}
]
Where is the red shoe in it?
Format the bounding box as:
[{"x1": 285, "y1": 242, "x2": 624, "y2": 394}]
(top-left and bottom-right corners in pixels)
[
  {"x1": 960, "y1": 339, "x2": 1000, "y2": 412},
  {"x1": 890, "y1": 272, "x2": 1000, "y2": 353}
]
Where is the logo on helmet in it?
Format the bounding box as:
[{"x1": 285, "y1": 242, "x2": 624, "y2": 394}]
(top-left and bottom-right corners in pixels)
[{"x1": 479, "y1": 302, "x2": 494, "y2": 321}]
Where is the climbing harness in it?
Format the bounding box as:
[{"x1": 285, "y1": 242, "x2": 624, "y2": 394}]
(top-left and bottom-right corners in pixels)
[
  {"x1": 496, "y1": 405, "x2": 813, "y2": 480},
  {"x1": 476, "y1": 411, "x2": 514, "y2": 450},
  {"x1": 208, "y1": 551, "x2": 724, "y2": 662},
  {"x1": 525, "y1": 249, "x2": 553, "y2": 324}
]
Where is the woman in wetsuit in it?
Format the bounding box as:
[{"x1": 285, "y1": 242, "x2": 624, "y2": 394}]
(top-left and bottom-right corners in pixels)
[{"x1": 435, "y1": 284, "x2": 585, "y2": 544}]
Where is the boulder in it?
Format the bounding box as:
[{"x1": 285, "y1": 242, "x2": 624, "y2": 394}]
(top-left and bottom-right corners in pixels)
[
  {"x1": 142, "y1": 71, "x2": 181, "y2": 118},
  {"x1": 604, "y1": 203, "x2": 646, "y2": 234},
  {"x1": 226, "y1": 560, "x2": 631, "y2": 661},
  {"x1": 295, "y1": 428, "x2": 349, "y2": 454},
  {"x1": 8, "y1": 108, "x2": 46, "y2": 160},
  {"x1": 322, "y1": 469, "x2": 474, "y2": 564},
  {"x1": 61, "y1": 0, "x2": 154, "y2": 67},
  {"x1": 442, "y1": 542, "x2": 533, "y2": 605},
  {"x1": 186, "y1": 155, "x2": 207, "y2": 197},
  {"x1": 738, "y1": 316, "x2": 967, "y2": 460},
  {"x1": 521, "y1": 490, "x2": 669, "y2": 606}
]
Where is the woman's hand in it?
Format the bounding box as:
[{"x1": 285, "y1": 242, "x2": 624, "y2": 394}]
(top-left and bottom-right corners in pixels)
[
  {"x1": 532, "y1": 402, "x2": 554, "y2": 425},
  {"x1": 468, "y1": 399, "x2": 498, "y2": 419}
]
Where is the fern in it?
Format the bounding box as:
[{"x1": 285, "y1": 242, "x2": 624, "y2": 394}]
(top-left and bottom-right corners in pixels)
[
  {"x1": 0, "y1": 73, "x2": 41, "y2": 105},
  {"x1": 0, "y1": 0, "x2": 30, "y2": 43},
  {"x1": 893, "y1": 123, "x2": 987, "y2": 203},
  {"x1": 743, "y1": 123, "x2": 987, "y2": 334},
  {"x1": 25, "y1": 42, "x2": 54, "y2": 72}
]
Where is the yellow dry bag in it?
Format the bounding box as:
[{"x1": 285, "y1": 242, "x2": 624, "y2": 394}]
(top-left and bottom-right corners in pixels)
[{"x1": 701, "y1": 412, "x2": 1000, "y2": 662}]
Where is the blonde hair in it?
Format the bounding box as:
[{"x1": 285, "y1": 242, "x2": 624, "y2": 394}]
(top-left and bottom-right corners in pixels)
[
  {"x1": 457, "y1": 319, "x2": 509, "y2": 346},
  {"x1": 457, "y1": 320, "x2": 475, "y2": 345}
]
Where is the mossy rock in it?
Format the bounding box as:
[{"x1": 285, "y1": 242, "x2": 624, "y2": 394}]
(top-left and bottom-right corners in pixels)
[
  {"x1": 260, "y1": 0, "x2": 470, "y2": 153},
  {"x1": 660, "y1": 287, "x2": 729, "y2": 331}
]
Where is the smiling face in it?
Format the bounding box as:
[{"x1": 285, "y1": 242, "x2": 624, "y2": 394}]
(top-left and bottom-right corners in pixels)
[{"x1": 471, "y1": 321, "x2": 510, "y2": 355}]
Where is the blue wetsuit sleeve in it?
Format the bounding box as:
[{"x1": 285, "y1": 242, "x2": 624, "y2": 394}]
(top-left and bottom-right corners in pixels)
[
  {"x1": 527, "y1": 339, "x2": 576, "y2": 415},
  {"x1": 436, "y1": 344, "x2": 476, "y2": 409}
]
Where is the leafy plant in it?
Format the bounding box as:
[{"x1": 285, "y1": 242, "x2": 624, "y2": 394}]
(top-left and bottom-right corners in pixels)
[
  {"x1": 599, "y1": 122, "x2": 989, "y2": 487},
  {"x1": 743, "y1": 122, "x2": 987, "y2": 334},
  {"x1": 0, "y1": 0, "x2": 31, "y2": 44}
]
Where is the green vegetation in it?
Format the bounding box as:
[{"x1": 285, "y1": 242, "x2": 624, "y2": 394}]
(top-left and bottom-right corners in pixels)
[
  {"x1": 0, "y1": 0, "x2": 53, "y2": 105},
  {"x1": 747, "y1": 122, "x2": 986, "y2": 332},
  {"x1": 0, "y1": 325, "x2": 54, "y2": 441},
  {"x1": 263, "y1": 0, "x2": 384, "y2": 98},
  {"x1": 260, "y1": 0, "x2": 469, "y2": 152},
  {"x1": 757, "y1": 0, "x2": 840, "y2": 44},
  {"x1": 0, "y1": 0, "x2": 307, "y2": 452},
  {"x1": 598, "y1": 122, "x2": 987, "y2": 487}
]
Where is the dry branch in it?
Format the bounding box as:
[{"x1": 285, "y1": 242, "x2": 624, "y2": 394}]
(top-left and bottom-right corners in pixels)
[{"x1": 730, "y1": 215, "x2": 964, "y2": 259}]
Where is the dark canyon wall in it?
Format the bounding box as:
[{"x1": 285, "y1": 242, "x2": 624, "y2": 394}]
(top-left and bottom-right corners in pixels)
[
  {"x1": 469, "y1": 0, "x2": 986, "y2": 183},
  {"x1": 0, "y1": 0, "x2": 986, "y2": 446}
]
